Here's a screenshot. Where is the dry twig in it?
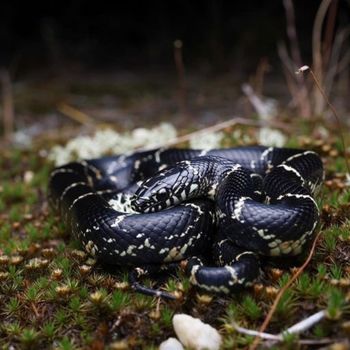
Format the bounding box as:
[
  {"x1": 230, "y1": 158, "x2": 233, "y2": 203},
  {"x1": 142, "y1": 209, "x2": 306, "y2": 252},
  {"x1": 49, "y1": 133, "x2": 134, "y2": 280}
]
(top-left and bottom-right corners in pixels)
[
  {"x1": 0, "y1": 69, "x2": 15, "y2": 141},
  {"x1": 252, "y1": 58, "x2": 269, "y2": 96},
  {"x1": 312, "y1": 0, "x2": 333, "y2": 114},
  {"x1": 297, "y1": 65, "x2": 350, "y2": 175},
  {"x1": 233, "y1": 310, "x2": 326, "y2": 341},
  {"x1": 281, "y1": 0, "x2": 311, "y2": 117},
  {"x1": 323, "y1": 0, "x2": 339, "y2": 67},
  {"x1": 280, "y1": 0, "x2": 349, "y2": 117},
  {"x1": 324, "y1": 27, "x2": 350, "y2": 95},
  {"x1": 242, "y1": 84, "x2": 276, "y2": 120},
  {"x1": 174, "y1": 39, "x2": 187, "y2": 114}
]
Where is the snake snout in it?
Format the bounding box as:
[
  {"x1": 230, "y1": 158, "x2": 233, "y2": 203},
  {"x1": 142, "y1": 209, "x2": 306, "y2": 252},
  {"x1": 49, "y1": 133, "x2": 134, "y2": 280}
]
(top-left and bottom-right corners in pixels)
[
  {"x1": 133, "y1": 185, "x2": 176, "y2": 213},
  {"x1": 133, "y1": 172, "x2": 179, "y2": 212},
  {"x1": 131, "y1": 195, "x2": 156, "y2": 213}
]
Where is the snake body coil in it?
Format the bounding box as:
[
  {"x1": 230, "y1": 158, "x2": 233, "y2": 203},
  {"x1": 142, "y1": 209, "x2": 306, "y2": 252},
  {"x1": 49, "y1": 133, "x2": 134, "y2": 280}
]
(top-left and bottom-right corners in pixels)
[{"x1": 49, "y1": 146, "x2": 324, "y2": 297}]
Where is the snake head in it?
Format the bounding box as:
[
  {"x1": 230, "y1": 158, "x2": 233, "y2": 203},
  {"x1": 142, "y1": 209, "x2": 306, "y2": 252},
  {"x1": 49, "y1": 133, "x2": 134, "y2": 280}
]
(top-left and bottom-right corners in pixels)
[{"x1": 132, "y1": 166, "x2": 186, "y2": 213}]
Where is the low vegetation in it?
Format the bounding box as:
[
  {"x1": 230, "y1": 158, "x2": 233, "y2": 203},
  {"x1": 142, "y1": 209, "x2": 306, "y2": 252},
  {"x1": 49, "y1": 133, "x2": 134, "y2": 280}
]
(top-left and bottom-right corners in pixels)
[{"x1": 0, "y1": 120, "x2": 349, "y2": 349}]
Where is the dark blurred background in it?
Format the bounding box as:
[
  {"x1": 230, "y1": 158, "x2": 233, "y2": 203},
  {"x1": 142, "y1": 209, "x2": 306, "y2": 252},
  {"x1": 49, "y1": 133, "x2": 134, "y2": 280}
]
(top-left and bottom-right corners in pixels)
[
  {"x1": 0, "y1": 0, "x2": 349, "y2": 142},
  {"x1": 1, "y1": 0, "x2": 349, "y2": 74}
]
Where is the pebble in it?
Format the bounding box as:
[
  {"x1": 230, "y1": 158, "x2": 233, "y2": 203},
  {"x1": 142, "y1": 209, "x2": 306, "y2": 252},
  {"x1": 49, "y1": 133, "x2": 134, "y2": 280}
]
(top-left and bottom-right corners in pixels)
[
  {"x1": 172, "y1": 314, "x2": 222, "y2": 350},
  {"x1": 159, "y1": 337, "x2": 184, "y2": 350}
]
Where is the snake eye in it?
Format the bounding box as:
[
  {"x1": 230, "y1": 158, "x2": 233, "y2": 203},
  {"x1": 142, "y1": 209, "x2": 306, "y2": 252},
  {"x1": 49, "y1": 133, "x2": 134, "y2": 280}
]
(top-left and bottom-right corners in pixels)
[{"x1": 156, "y1": 188, "x2": 169, "y2": 201}]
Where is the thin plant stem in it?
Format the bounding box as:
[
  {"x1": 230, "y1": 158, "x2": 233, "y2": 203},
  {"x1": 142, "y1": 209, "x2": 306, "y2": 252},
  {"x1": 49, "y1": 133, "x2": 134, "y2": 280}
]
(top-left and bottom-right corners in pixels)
[
  {"x1": 249, "y1": 230, "x2": 322, "y2": 350},
  {"x1": 308, "y1": 68, "x2": 350, "y2": 174}
]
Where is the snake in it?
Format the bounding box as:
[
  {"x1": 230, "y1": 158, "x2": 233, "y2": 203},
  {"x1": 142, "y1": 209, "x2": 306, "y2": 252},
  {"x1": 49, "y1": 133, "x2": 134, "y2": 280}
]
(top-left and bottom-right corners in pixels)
[{"x1": 48, "y1": 146, "x2": 324, "y2": 298}]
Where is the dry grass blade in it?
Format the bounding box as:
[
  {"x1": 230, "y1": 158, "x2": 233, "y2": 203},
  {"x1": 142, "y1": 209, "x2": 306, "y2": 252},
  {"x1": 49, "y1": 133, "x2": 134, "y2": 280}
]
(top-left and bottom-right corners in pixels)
[
  {"x1": 136, "y1": 116, "x2": 290, "y2": 152},
  {"x1": 57, "y1": 103, "x2": 95, "y2": 126},
  {"x1": 249, "y1": 230, "x2": 322, "y2": 350}
]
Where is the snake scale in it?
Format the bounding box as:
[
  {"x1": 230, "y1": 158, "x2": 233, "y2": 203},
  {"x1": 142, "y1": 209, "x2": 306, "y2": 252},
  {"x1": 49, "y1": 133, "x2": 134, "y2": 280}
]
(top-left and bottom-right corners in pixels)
[{"x1": 48, "y1": 146, "x2": 324, "y2": 298}]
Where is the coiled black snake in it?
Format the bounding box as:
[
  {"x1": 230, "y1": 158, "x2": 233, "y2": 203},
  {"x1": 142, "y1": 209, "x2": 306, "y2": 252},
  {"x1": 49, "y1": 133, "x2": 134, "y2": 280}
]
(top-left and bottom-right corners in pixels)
[{"x1": 48, "y1": 146, "x2": 324, "y2": 298}]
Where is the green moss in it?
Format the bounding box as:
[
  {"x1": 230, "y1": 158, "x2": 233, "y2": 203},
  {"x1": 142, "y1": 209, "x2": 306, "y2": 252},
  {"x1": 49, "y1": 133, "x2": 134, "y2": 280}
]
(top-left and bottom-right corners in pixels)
[
  {"x1": 0, "y1": 122, "x2": 349, "y2": 348},
  {"x1": 330, "y1": 264, "x2": 343, "y2": 280},
  {"x1": 274, "y1": 290, "x2": 297, "y2": 319},
  {"x1": 4, "y1": 297, "x2": 21, "y2": 315},
  {"x1": 56, "y1": 336, "x2": 77, "y2": 350},
  {"x1": 327, "y1": 289, "x2": 345, "y2": 320},
  {"x1": 313, "y1": 323, "x2": 329, "y2": 338},
  {"x1": 241, "y1": 295, "x2": 262, "y2": 321},
  {"x1": 160, "y1": 305, "x2": 174, "y2": 327},
  {"x1": 0, "y1": 223, "x2": 11, "y2": 241},
  {"x1": 1, "y1": 181, "x2": 26, "y2": 203},
  {"x1": 20, "y1": 327, "x2": 40, "y2": 347},
  {"x1": 109, "y1": 290, "x2": 131, "y2": 312},
  {"x1": 3, "y1": 321, "x2": 22, "y2": 337},
  {"x1": 54, "y1": 309, "x2": 69, "y2": 326},
  {"x1": 68, "y1": 296, "x2": 82, "y2": 313},
  {"x1": 133, "y1": 293, "x2": 156, "y2": 311},
  {"x1": 281, "y1": 332, "x2": 299, "y2": 349},
  {"x1": 42, "y1": 322, "x2": 56, "y2": 339}
]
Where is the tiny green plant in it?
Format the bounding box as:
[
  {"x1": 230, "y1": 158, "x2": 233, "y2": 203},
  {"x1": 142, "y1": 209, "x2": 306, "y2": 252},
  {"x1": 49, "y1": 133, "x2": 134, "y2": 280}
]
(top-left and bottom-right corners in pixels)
[
  {"x1": 110, "y1": 289, "x2": 130, "y2": 312},
  {"x1": 5, "y1": 297, "x2": 21, "y2": 315},
  {"x1": 69, "y1": 296, "x2": 82, "y2": 313},
  {"x1": 274, "y1": 289, "x2": 296, "y2": 319},
  {"x1": 330, "y1": 264, "x2": 343, "y2": 280},
  {"x1": 73, "y1": 314, "x2": 88, "y2": 329},
  {"x1": 25, "y1": 285, "x2": 41, "y2": 303},
  {"x1": 0, "y1": 223, "x2": 11, "y2": 241},
  {"x1": 281, "y1": 331, "x2": 299, "y2": 348},
  {"x1": 54, "y1": 309, "x2": 68, "y2": 326},
  {"x1": 313, "y1": 324, "x2": 329, "y2": 338},
  {"x1": 317, "y1": 263, "x2": 327, "y2": 278},
  {"x1": 160, "y1": 305, "x2": 174, "y2": 327},
  {"x1": 56, "y1": 336, "x2": 76, "y2": 350},
  {"x1": 296, "y1": 273, "x2": 310, "y2": 295},
  {"x1": 133, "y1": 292, "x2": 155, "y2": 311},
  {"x1": 323, "y1": 232, "x2": 337, "y2": 253},
  {"x1": 307, "y1": 278, "x2": 325, "y2": 299},
  {"x1": 20, "y1": 327, "x2": 39, "y2": 346},
  {"x1": 241, "y1": 295, "x2": 262, "y2": 321},
  {"x1": 42, "y1": 321, "x2": 56, "y2": 339},
  {"x1": 25, "y1": 223, "x2": 40, "y2": 241},
  {"x1": 327, "y1": 288, "x2": 345, "y2": 320},
  {"x1": 3, "y1": 321, "x2": 22, "y2": 337}
]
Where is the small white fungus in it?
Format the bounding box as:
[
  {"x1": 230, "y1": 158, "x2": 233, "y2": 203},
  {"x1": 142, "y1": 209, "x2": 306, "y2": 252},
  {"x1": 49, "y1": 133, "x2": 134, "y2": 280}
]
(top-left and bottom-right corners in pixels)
[
  {"x1": 345, "y1": 173, "x2": 350, "y2": 187},
  {"x1": 159, "y1": 337, "x2": 184, "y2": 350},
  {"x1": 189, "y1": 131, "x2": 224, "y2": 150},
  {"x1": 258, "y1": 128, "x2": 286, "y2": 147},
  {"x1": 48, "y1": 122, "x2": 177, "y2": 166},
  {"x1": 172, "y1": 314, "x2": 222, "y2": 350}
]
